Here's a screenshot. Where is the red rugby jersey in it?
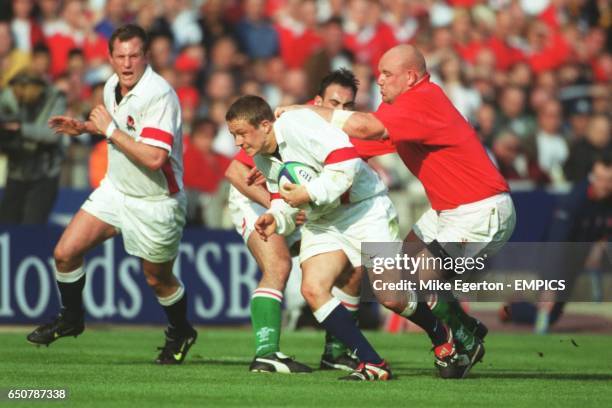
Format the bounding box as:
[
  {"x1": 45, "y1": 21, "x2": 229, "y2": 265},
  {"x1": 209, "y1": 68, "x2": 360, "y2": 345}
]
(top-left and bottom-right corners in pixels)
[{"x1": 372, "y1": 75, "x2": 509, "y2": 211}]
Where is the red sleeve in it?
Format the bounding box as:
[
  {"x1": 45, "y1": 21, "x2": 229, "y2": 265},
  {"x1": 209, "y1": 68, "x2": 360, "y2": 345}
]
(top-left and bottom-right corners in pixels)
[
  {"x1": 350, "y1": 137, "x2": 396, "y2": 160},
  {"x1": 234, "y1": 149, "x2": 255, "y2": 168},
  {"x1": 372, "y1": 101, "x2": 426, "y2": 143}
]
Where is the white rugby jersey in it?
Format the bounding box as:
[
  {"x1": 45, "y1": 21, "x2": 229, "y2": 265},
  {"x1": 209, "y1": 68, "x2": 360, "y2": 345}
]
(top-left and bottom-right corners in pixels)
[
  {"x1": 253, "y1": 109, "x2": 387, "y2": 234},
  {"x1": 102, "y1": 65, "x2": 183, "y2": 197}
]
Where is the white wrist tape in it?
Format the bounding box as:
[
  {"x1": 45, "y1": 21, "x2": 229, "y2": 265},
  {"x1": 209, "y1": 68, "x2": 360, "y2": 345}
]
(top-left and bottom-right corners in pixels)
[
  {"x1": 330, "y1": 109, "x2": 354, "y2": 130},
  {"x1": 105, "y1": 121, "x2": 117, "y2": 139}
]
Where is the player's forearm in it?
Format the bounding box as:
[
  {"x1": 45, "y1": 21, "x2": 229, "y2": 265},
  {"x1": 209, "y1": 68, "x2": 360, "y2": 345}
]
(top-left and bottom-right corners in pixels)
[
  {"x1": 344, "y1": 112, "x2": 387, "y2": 140},
  {"x1": 304, "y1": 106, "x2": 386, "y2": 140},
  {"x1": 108, "y1": 129, "x2": 168, "y2": 171},
  {"x1": 225, "y1": 160, "x2": 271, "y2": 208}
]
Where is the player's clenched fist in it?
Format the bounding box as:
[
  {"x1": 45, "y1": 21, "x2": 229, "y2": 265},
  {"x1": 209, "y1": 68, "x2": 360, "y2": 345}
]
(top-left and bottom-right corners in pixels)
[
  {"x1": 254, "y1": 213, "x2": 277, "y2": 241},
  {"x1": 280, "y1": 183, "x2": 311, "y2": 207},
  {"x1": 89, "y1": 105, "x2": 113, "y2": 135}
]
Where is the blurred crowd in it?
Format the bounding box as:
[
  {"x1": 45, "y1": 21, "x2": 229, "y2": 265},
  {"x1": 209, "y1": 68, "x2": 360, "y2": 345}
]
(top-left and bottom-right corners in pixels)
[{"x1": 0, "y1": 0, "x2": 610, "y2": 227}]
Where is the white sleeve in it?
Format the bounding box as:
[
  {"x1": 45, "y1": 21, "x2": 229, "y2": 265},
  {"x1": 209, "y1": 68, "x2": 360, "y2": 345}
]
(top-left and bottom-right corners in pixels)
[
  {"x1": 137, "y1": 91, "x2": 180, "y2": 153},
  {"x1": 306, "y1": 158, "x2": 360, "y2": 206},
  {"x1": 267, "y1": 198, "x2": 299, "y2": 236},
  {"x1": 279, "y1": 111, "x2": 361, "y2": 206},
  {"x1": 265, "y1": 175, "x2": 299, "y2": 236}
]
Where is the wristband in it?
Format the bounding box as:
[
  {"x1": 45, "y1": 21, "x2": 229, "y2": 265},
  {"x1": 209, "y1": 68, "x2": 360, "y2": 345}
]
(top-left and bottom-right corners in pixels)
[
  {"x1": 105, "y1": 121, "x2": 117, "y2": 139},
  {"x1": 330, "y1": 109, "x2": 354, "y2": 130}
]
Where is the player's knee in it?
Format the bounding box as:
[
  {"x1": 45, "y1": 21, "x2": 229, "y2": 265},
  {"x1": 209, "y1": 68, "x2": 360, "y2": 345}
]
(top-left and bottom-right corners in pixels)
[
  {"x1": 53, "y1": 243, "x2": 77, "y2": 268},
  {"x1": 300, "y1": 281, "x2": 325, "y2": 305},
  {"x1": 145, "y1": 274, "x2": 162, "y2": 291}
]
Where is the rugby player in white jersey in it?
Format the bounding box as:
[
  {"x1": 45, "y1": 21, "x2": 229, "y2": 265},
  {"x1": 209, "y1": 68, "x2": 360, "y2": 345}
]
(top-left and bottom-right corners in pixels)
[
  {"x1": 226, "y1": 95, "x2": 401, "y2": 381},
  {"x1": 27, "y1": 24, "x2": 197, "y2": 365},
  {"x1": 224, "y1": 70, "x2": 366, "y2": 373}
]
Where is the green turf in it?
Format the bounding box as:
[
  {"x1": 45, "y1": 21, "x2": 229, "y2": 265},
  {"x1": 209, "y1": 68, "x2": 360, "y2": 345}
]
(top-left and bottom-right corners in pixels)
[{"x1": 1, "y1": 328, "x2": 610, "y2": 407}]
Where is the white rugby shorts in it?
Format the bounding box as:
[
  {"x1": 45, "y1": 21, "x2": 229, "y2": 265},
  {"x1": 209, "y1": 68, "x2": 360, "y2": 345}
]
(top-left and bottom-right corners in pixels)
[
  {"x1": 300, "y1": 194, "x2": 400, "y2": 267},
  {"x1": 413, "y1": 193, "x2": 516, "y2": 259},
  {"x1": 228, "y1": 186, "x2": 301, "y2": 247},
  {"x1": 81, "y1": 179, "x2": 186, "y2": 263}
]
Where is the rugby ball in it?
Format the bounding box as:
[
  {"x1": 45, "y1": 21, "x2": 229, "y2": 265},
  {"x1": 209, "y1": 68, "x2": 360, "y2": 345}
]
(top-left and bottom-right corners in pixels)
[{"x1": 278, "y1": 162, "x2": 317, "y2": 187}]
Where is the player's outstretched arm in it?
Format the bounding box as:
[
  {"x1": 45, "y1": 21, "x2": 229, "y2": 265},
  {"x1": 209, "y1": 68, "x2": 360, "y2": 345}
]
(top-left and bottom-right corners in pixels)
[
  {"x1": 48, "y1": 116, "x2": 97, "y2": 136},
  {"x1": 89, "y1": 105, "x2": 168, "y2": 171},
  {"x1": 225, "y1": 160, "x2": 271, "y2": 208},
  {"x1": 275, "y1": 105, "x2": 387, "y2": 140}
]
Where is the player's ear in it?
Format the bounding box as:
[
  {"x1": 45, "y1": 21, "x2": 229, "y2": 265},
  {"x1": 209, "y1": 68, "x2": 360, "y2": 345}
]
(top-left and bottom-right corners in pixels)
[
  {"x1": 260, "y1": 120, "x2": 272, "y2": 134},
  {"x1": 313, "y1": 95, "x2": 323, "y2": 106}
]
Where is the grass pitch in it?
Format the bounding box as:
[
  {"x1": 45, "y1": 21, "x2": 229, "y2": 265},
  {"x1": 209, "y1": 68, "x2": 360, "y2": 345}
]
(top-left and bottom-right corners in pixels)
[{"x1": 1, "y1": 328, "x2": 611, "y2": 407}]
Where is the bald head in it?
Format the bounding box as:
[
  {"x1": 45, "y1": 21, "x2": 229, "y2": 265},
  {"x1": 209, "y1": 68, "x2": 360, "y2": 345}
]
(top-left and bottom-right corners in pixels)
[
  {"x1": 384, "y1": 44, "x2": 427, "y2": 75},
  {"x1": 377, "y1": 45, "x2": 428, "y2": 103}
]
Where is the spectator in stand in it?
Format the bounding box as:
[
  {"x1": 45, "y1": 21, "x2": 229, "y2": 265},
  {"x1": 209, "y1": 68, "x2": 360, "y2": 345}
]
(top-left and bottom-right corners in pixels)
[
  {"x1": 0, "y1": 20, "x2": 30, "y2": 88},
  {"x1": 565, "y1": 114, "x2": 611, "y2": 182},
  {"x1": 30, "y1": 44, "x2": 51, "y2": 80},
  {"x1": 492, "y1": 130, "x2": 550, "y2": 185},
  {"x1": 235, "y1": 0, "x2": 279, "y2": 59},
  {"x1": 197, "y1": 0, "x2": 234, "y2": 55},
  {"x1": 9, "y1": 0, "x2": 45, "y2": 53},
  {"x1": 486, "y1": 7, "x2": 525, "y2": 71},
  {"x1": 38, "y1": 0, "x2": 63, "y2": 38},
  {"x1": 496, "y1": 86, "x2": 537, "y2": 140},
  {"x1": 475, "y1": 103, "x2": 497, "y2": 147},
  {"x1": 383, "y1": 0, "x2": 420, "y2": 45},
  {"x1": 304, "y1": 17, "x2": 353, "y2": 97},
  {"x1": 343, "y1": 0, "x2": 396, "y2": 74},
  {"x1": 565, "y1": 98, "x2": 592, "y2": 144},
  {"x1": 183, "y1": 117, "x2": 231, "y2": 226},
  {"x1": 151, "y1": 0, "x2": 202, "y2": 50},
  {"x1": 533, "y1": 100, "x2": 569, "y2": 183},
  {"x1": 275, "y1": 0, "x2": 322, "y2": 69},
  {"x1": 149, "y1": 34, "x2": 174, "y2": 72},
  {"x1": 94, "y1": 0, "x2": 129, "y2": 40},
  {"x1": 525, "y1": 19, "x2": 572, "y2": 74},
  {"x1": 46, "y1": 0, "x2": 107, "y2": 78},
  {"x1": 436, "y1": 53, "x2": 481, "y2": 122}
]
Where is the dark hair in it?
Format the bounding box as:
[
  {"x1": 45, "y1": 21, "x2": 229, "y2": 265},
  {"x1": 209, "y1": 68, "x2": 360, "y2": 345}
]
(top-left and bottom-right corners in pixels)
[
  {"x1": 32, "y1": 43, "x2": 50, "y2": 55},
  {"x1": 322, "y1": 16, "x2": 343, "y2": 28},
  {"x1": 317, "y1": 68, "x2": 359, "y2": 98},
  {"x1": 109, "y1": 24, "x2": 148, "y2": 55},
  {"x1": 225, "y1": 95, "x2": 275, "y2": 127},
  {"x1": 68, "y1": 48, "x2": 84, "y2": 58},
  {"x1": 191, "y1": 117, "x2": 218, "y2": 137},
  {"x1": 594, "y1": 151, "x2": 612, "y2": 168}
]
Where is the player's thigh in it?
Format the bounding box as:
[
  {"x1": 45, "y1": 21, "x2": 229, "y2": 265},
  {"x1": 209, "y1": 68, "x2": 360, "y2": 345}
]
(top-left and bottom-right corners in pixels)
[
  {"x1": 55, "y1": 209, "x2": 118, "y2": 260},
  {"x1": 247, "y1": 231, "x2": 292, "y2": 283},
  {"x1": 301, "y1": 250, "x2": 350, "y2": 296},
  {"x1": 121, "y1": 194, "x2": 186, "y2": 263}
]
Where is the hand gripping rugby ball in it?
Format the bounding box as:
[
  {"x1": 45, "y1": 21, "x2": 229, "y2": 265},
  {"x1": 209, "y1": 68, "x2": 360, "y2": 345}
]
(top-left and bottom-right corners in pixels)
[{"x1": 277, "y1": 162, "x2": 317, "y2": 187}]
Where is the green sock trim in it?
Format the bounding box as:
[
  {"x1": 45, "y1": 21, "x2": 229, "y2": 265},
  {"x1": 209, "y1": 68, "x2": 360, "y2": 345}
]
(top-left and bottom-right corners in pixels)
[
  {"x1": 431, "y1": 300, "x2": 477, "y2": 351},
  {"x1": 251, "y1": 296, "x2": 282, "y2": 357}
]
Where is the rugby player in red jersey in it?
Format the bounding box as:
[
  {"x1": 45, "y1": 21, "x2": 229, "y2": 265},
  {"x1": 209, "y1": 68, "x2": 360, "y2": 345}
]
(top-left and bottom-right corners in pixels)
[{"x1": 277, "y1": 44, "x2": 516, "y2": 378}]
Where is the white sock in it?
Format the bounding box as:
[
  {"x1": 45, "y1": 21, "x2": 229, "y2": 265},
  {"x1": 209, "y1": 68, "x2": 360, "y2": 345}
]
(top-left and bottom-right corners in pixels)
[
  {"x1": 331, "y1": 287, "x2": 360, "y2": 313},
  {"x1": 55, "y1": 265, "x2": 85, "y2": 283},
  {"x1": 313, "y1": 297, "x2": 341, "y2": 323},
  {"x1": 157, "y1": 285, "x2": 185, "y2": 306}
]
